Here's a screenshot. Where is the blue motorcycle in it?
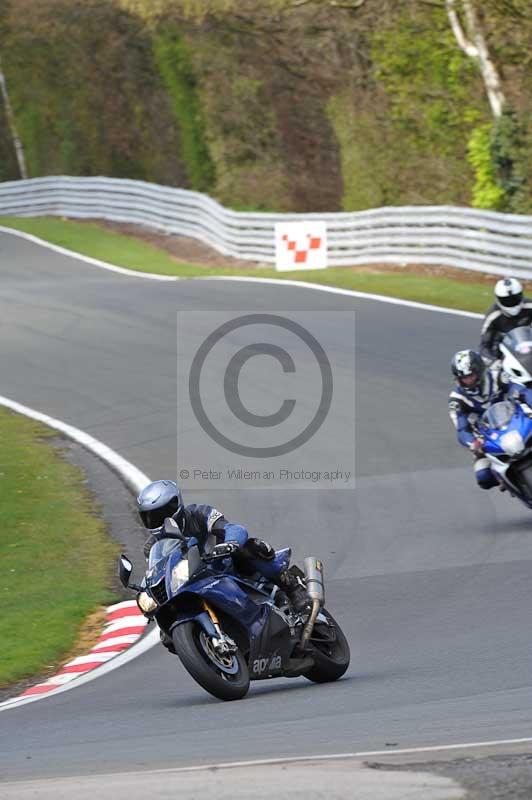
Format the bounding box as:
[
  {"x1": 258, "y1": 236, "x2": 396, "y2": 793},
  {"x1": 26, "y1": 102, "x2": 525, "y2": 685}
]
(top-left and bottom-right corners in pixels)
[
  {"x1": 118, "y1": 519, "x2": 350, "y2": 701},
  {"x1": 477, "y1": 326, "x2": 532, "y2": 507},
  {"x1": 478, "y1": 399, "x2": 532, "y2": 506}
]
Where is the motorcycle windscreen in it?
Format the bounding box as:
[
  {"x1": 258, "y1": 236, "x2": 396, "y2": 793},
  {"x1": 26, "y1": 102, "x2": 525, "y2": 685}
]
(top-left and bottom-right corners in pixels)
[
  {"x1": 502, "y1": 327, "x2": 532, "y2": 377},
  {"x1": 482, "y1": 400, "x2": 515, "y2": 430},
  {"x1": 148, "y1": 537, "x2": 182, "y2": 569}
]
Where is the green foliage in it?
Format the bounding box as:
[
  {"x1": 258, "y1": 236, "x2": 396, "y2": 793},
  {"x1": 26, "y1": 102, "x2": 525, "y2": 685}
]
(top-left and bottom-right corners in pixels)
[
  {"x1": 510, "y1": 111, "x2": 532, "y2": 214},
  {"x1": 190, "y1": 30, "x2": 289, "y2": 210},
  {"x1": 328, "y1": 94, "x2": 396, "y2": 210},
  {"x1": 120, "y1": 0, "x2": 305, "y2": 22},
  {"x1": 328, "y1": 5, "x2": 485, "y2": 210},
  {"x1": 347, "y1": 5, "x2": 487, "y2": 209},
  {"x1": 0, "y1": 106, "x2": 18, "y2": 181},
  {"x1": 372, "y1": 8, "x2": 483, "y2": 150},
  {"x1": 467, "y1": 108, "x2": 529, "y2": 212},
  {"x1": 2, "y1": 0, "x2": 187, "y2": 184},
  {"x1": 1, "y1": 0, "x2": 531, "y2": 212},
  {"x1": 467, "y1": 123, "x2": 506, "y2": 209},
  {"x1": 152, "y1": 31, "x2": 214, "y2": 191},
  {"x1": 490, "y1": 106, "x2": 527, "y2": 211}
]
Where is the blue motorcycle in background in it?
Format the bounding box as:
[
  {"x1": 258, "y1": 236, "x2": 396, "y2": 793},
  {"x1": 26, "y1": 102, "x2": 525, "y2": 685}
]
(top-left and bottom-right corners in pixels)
[
  {"x1": 119, "y1": 519, "x2": 350, "y2": 701},
  {"x1": 478, "y1": 399, "x2": 532, "y2": 506},
  {"x1": 477, "y1": 327, "x2": 532, "y2": 507}
]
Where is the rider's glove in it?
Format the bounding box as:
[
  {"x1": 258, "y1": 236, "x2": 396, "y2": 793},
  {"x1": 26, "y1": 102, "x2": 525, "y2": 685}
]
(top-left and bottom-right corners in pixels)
[
  {"x1": 520, "y1": 402, "x2": 532, "y2": 419},
  {"x1": 470, "y1": 438, "x2": 485, "y2": 456},
  {"x1": 211, "y1": 541, "x2": 240, "y2": 559}
]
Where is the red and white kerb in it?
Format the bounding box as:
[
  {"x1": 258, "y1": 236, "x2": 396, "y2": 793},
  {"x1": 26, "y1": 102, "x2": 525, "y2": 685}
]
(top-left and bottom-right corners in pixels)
[{"x1": 20, "y1": 601, "x2": 148, "y2": 697}]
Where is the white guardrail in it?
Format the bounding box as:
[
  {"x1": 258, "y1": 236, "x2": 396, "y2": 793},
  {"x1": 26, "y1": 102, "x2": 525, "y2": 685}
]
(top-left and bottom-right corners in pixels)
[{"x1": 0, "y1": 175, "x2": 531, "y2": 277}]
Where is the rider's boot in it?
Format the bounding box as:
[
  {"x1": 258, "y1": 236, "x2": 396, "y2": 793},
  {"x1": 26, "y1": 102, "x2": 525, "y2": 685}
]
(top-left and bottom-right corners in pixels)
[
  {"x1": 244, "y1": 537, "x2": 276, "y2": 560},
  {"x1": 276, "y1": 568, "x2": 311, "y2": 613},
  {"x1": 240, "y1": 539, "x2": 311, "y2": 612}
]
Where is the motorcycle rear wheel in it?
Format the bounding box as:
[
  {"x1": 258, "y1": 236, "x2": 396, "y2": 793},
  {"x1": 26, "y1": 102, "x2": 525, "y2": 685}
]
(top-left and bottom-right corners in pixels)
[
  {"x1": 303, "y1": 609, "x2": 350, "y2": 684},
  {"x1": 172, "y1": 621, "x2": 250, "y2": 701}
]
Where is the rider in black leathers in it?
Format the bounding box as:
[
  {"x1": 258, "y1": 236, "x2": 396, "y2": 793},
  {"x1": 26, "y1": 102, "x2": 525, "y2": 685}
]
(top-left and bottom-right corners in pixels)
[
  {"x1": 480, "y1": 278, "x2": 532, "y2": 362},
  {"x1": 137, "y1": 480, "x2": 309, "y2": 632}
]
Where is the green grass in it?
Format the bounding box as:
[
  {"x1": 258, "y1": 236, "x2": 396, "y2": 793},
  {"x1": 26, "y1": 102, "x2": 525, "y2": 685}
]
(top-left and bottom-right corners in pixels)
[
  {"x1": 0, "y1": 215, "x2": 494, "y2": 313},
  {"x1": 0, "y1": 407, "x2": 117, "y2": 687}
]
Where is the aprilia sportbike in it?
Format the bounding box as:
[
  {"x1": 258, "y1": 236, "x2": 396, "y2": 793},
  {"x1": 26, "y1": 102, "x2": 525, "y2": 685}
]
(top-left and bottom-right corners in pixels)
[{"x1": 119, "y1": 521, "x2": 350, "y2": 701}]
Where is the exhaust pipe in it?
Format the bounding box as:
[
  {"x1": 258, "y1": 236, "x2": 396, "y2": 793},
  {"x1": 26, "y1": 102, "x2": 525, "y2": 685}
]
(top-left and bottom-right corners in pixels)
[
  {"x1": 304, "y1": 557, "x2": 325, "y2": 605},
  {"x1": 301, "y1": 557, "x2": 325, "y2": 646}
]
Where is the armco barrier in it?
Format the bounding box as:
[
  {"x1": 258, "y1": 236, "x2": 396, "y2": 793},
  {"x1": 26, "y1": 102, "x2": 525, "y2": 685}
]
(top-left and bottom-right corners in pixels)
[{"x1": 0, "y1": 176, "x2": 531, "y2": 277}]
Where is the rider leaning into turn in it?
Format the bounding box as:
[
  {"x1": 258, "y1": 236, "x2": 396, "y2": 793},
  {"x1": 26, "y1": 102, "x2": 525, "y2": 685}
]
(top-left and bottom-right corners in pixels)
[
  {"x1": 480, "y1": 278, "x2": 532, "y2": 363},
  {"x1": 448, "y1": 349, "x2": 508, "y2": 490},
  {"x1": 137, "y1": 479, "x2": 310, "y2": 616}
]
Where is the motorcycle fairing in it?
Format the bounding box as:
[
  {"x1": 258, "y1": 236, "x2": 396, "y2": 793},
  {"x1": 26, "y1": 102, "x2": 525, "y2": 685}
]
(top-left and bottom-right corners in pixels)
[
  {"x1": 146, "y1": 540, "x2": 298, "y2": 677},
  {"x1": 478, "y1": 399, "x2": 532, "y2": 506}
]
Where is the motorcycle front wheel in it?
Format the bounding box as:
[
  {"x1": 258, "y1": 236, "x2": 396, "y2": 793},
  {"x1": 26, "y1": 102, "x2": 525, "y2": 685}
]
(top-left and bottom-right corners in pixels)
[
  {"x1": 303, "y1": 609, "x2": 350, "y2": 684},
  {"x1": 172, "y1": 621, "x2": 250, "y2": 701}
]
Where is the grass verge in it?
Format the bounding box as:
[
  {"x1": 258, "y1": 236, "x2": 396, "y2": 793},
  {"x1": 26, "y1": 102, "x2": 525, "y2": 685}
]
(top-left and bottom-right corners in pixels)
[
  {"x1": 0, "y1": 216, "x2": 498, "y2": 314},
  {"x1": 0, "y1": 407, "x2": 117, "y2": 687}
]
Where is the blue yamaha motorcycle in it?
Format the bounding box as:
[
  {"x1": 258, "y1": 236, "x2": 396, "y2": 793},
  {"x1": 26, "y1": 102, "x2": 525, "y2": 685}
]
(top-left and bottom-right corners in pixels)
[{"x1": 118, "y1": 520, "x2": 349, "y2": 701}]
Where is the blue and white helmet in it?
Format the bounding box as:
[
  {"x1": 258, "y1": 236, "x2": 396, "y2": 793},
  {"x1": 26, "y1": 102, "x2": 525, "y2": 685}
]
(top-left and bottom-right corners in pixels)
[
  {"x1": 495, "y1": 277, "x2": 523, "y2": 317},
  {"x1": 451, "y1": 349, "x2": 485, "y2": 391},
  {"x1": 136, "y1": 480, "x2": 183, "y2": 532}
]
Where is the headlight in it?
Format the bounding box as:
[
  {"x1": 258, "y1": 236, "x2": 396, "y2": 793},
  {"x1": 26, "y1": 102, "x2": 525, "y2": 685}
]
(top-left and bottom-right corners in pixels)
[
  {"x1": 171, "y1": 559, "x2": 190, "y2": 593},
  {"x1": 137, "y1": 591, "x2": 157, "y2": 614},
  {"x1": 500, "y1": 430, "x2": 525, "y2": 456}
]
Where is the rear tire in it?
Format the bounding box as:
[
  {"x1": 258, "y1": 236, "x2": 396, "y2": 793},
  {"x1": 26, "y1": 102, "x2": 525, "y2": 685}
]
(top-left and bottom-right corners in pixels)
[
  {"x1": 304, "y1": 609, "x2": 350, "y2": 684},
  {"x1": 172, "y1": 621, "x2": 250, "y2": 701}
]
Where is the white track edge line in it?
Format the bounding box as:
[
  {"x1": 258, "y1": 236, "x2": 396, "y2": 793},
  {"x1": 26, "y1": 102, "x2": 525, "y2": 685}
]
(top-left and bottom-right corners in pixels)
[
  {"x1": 116, "y1": 736, "x2": 532, "y2": 774},
  {"x1": 0, "y1": 393, "x2": 158, "y2": 712},
  {"x1": 0, "y1": 395, "x2": 149, "y2": 494},
  {"x1": 9, "y1": 737, "x2": 532, "y2": 785},
  {"x1": 0, "y1": 224, "x2": 483, "y2": 319},
  {"x1": 198, "y1": 276, "x2": 483, "y2": 319},
  {"x1": 0, "y1": 225, "x2": 178, "y2": 281}
]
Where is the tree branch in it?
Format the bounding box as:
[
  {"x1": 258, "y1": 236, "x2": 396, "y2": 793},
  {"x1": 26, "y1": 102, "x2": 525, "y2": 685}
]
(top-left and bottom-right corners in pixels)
[
  {"x1": 445, "y1": 0, "x2": 506, "y2": 117},
  {"x1": 0, "y1": 55, "x2": 28, "y2": 179},
  {"x1": 445, "y1": 0, "x2": 478, "y2": 57}
]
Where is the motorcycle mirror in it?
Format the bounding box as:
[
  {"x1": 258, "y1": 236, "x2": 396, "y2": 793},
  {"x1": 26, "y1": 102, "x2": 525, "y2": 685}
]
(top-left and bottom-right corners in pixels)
[
  {"x1": 118, "y1": 554, "x2": 133, "y2": 587},
  {"x1": 163, "y1": 517, "x2": 186, "y2": 540}
]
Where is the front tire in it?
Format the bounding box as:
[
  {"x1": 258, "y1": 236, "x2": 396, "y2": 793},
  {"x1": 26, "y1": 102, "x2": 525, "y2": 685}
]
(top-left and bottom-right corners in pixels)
[
  {"x1": 172, "y1": 621, "x2": 250, "y2": 701},
  {"x1": 304, "y1": 609, "x2": 350, "y2": 684}
]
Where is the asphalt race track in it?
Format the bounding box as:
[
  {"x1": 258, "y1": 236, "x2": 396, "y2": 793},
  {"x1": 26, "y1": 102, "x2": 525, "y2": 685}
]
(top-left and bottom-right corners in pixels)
[{"x1": 1, "y1": 230, "x2": 532, "y2": 782}]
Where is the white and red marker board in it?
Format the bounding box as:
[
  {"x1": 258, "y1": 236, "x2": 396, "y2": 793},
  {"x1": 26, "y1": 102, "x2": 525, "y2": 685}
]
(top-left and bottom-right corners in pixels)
[{"x1": 275, "y1": 221, "x2": 327, "y2": 272}]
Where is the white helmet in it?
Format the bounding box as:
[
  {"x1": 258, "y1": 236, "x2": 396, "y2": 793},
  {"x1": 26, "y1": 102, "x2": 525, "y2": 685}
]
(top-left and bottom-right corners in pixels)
[{"x1": 495, "y1": 277, "x2": 523, "y2": 317}]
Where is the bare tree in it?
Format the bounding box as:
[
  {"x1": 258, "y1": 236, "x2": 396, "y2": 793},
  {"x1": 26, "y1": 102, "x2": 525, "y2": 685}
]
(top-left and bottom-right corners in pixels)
[
  {"x1": 445, "y1": 0, "x2": 506, "y2": 117},
  {"x1": 0, "y1": 54, "x2": 28, "y2": 178}
]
